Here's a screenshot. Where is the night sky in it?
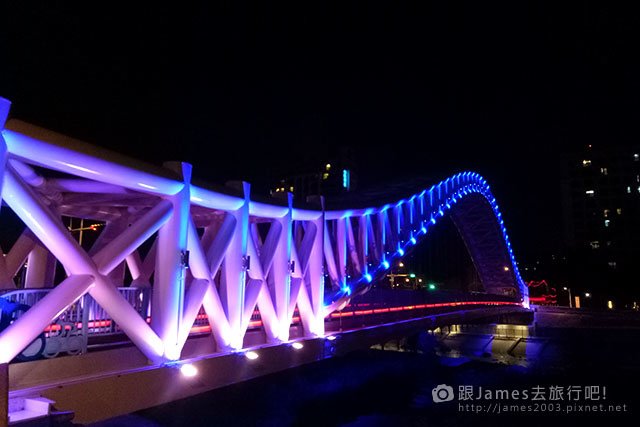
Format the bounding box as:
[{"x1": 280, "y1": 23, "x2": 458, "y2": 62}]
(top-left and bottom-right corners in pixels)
[{"x1": 2, "y1": 2, "x2": 640, "y2": 261}]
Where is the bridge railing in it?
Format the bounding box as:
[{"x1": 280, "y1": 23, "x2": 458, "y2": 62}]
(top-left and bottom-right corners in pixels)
[
  {"x1": 0, "y1": 287, "x2": 151, "y2": 341},
  {"x1": 332, "y1": 288, "x2": 521, "y2": 319},
  {"x1": 1, "y1": 285, "x2": 520, "y2": 361}
]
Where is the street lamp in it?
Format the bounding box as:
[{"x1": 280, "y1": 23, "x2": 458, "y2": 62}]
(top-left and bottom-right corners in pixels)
[
  {"x1": 585, "y1": 292, "x2": 591, "y2": 298},
  {"x1": 563, "y1": 287, "x2": 572, "y2": 308},
  {"x1": 68, "y1": 219, "x2": 102, "y2": 246}
]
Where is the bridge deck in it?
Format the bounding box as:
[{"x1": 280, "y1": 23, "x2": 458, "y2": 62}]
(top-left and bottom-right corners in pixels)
[{"x1": 8, "y1": 304, "x2": 528, "y2": 423}]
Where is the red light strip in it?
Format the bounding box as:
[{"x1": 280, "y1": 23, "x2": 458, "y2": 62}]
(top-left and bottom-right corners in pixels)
[
  {"x1": 41, "y1": 301, "x2": 520, "y2": 335},
  {"x1": 329, "y1": 300, "x2": 520, "y2": 318},
  {"x1": 527, "y1": 280, "x2": 549, "y2": 288}
]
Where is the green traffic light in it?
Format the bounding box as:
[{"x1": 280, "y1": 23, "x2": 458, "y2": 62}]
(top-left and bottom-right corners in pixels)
[
  {"x1": 409, "y1": 273, "x2": 416, "y2": 278},
  {"x1": 428, "y1": 283, "x2": 436, "y2": 290}
]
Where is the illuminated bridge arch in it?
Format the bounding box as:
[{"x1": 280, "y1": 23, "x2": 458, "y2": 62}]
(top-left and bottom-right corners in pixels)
[
  {"x1": 322, "y1": 173, "x2": 528, "y2": 310},
  {"x1": 0, "y1": 97, "x2": 527, "y2": 365}
]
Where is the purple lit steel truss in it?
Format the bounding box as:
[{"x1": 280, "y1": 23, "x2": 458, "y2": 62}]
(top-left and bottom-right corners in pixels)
[{"x1": 0, "y1": 97, "x2": 528, "y2": 364}]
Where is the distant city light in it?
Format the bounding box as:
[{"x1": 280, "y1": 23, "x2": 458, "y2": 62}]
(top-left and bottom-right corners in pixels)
[
  {"x1": 409, "y1": 273, "x2": 416, "y2": 278},
  {"x1": 410, "y1": 237, "x2": 417, "y2": 245},
  {"x1": 398, "y1": 262, "x2": 404, "y2": 267},
  {"x1": 428, "y1": 283, "x2": 436, "y2": 290},
  {"x1": 364, "y1": 273, "x2": 372, "y2": 283},
  {"x1": 504, "y1": 266, "x2": 510, "y2": 271},
  {"x1": 382, "y1": 260, "x2": 390, "y2": 269},
  {"x1": 326, "y1": 163, "x2": 331, "y2": 170},
  {"x1": 585, "y1": 292, "x2": 591, "y2": 298},
  {"x1": 607, "y1": 300, "x2": 613, "y2": 309}
]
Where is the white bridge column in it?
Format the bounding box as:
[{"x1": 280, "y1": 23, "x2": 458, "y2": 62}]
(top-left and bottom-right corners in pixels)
[
  {"x1": 25, "y1": 243, "x2": 57, "y2": 288},
  {"x1": 307, "y1": 197, "x2": 325, "y2": 336},
  {"x1": 271, "y1": 193, "x2": 292, "y2": 341},
  {"x1": 219, "y1": 182, "x2": 250, "y2": 349},
  {"x1": 152, "y1": 162, "x2": 192, "y2": 360}
]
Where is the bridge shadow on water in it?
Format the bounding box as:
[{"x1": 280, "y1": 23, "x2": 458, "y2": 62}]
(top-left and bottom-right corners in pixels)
[{"x1": 88, "y1": 342, "x2": 638, "y2": 427}]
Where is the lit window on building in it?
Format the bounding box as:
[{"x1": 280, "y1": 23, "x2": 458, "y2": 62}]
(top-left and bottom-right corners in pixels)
[
  {"x1": 608, "y1": 261, "x2": 617, "y2": 269},
  {"x1": 582, "y1": 159, "x2": 592, "y2": 166},
  {"x1": 590, "y1": 241, "x2": 600, "y2": 249},
  {"x1": 601, "y1": 167, "x2": 608, "y2": 175},
  {"x1": 617, "y1": 208, "x2": 622, "y2": 215},
  {"x1": 585, "y1": 190, "x2": 595, "y2": 196},
  {"x1": 604, "y1": 219, "x2": 610, "y2": 227},
  {"x1": 342, "y1": 169, "x2": 351, "y2": 190},
  {"x1": 603, "y1": 209, "x2": 610, "y2": 218}
]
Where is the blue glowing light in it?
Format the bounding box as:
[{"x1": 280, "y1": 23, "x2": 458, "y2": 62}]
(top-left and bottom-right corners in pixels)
[
  {"x1": 342, "y1": 169, "x2": 350, "y2": 189},
  {"x1": 317, "y1": 170, "x2": 529, "y2": 312}
]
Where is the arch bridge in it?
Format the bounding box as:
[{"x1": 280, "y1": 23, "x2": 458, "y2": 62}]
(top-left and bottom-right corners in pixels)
[{"x1": 0, "y1": 97, "x2": 529, "y2": 423}]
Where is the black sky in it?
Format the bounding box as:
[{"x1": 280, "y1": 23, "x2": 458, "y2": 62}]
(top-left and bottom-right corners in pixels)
[{"x1": 1, "y1": 2, "x2": 639, "y2": 259}]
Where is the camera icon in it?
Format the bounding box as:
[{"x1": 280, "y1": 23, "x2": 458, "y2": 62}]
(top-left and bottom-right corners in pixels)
[{"x1": 432, "y1": 384, "x2": 454, "y2": 403}]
